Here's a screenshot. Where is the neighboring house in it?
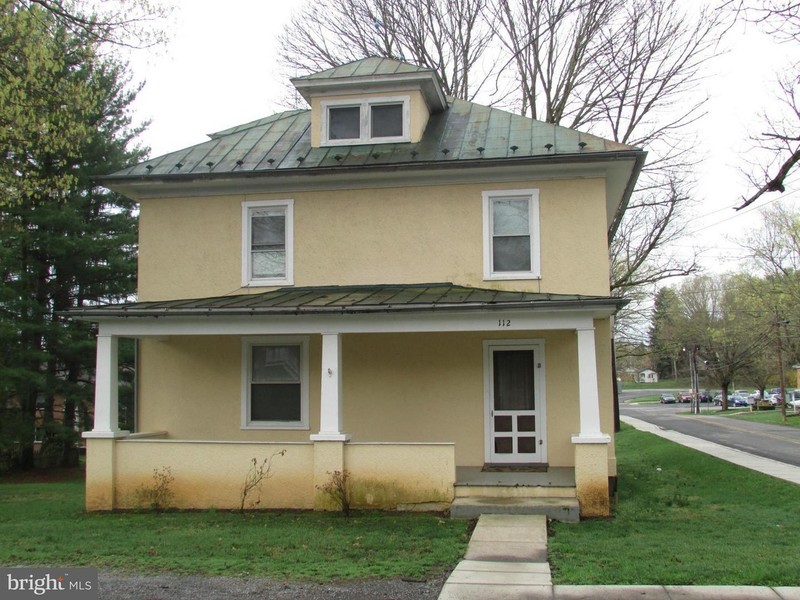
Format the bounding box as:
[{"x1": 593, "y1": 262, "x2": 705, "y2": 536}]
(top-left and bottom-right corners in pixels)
[
  {"x1": 637, "y1": 369, "x2": 659, "y2": 384},
  {"x1": 72, "y1": 58, "x2": 645, "y2": 519}
]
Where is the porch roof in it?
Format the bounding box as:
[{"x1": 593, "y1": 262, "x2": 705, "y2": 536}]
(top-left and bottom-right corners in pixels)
[{"x1": 69, "y1": 283, "x2": 626, "y2": 319}]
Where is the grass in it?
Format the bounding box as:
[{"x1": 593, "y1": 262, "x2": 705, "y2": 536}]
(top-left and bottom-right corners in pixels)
[
  {"x1": 619, "y1": 378, "x2": 688, "y2": 390},
  {"x1": 0, "y1": 477, "x2": 470, "y2": 580},
  {"x1": 717, "y1": 408, "x2": 800, "y2": 428},
  {"x1": 626, "y1": 394, "x2": 662, "y2": 404},
  {"x1": 549, "y1": 424, "x2": 800, "y2": 586}
]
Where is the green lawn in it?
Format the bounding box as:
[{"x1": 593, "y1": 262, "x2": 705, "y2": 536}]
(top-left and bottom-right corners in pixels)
[
  {"x1": 619, "y1": 378, "x2": 688, "y2": 390},
  {"x1": 626, "y1": 394, "x2": 662, "y2": 404},
  {"x1": 717, "y1": 409, "x2": 800, "y2": 428},
  {"x1": 0, "y1": 477, "x2": 470, "y2": 580},
  {"x1": 549, "y1": 425, "x2": 800, "y2": 585}
]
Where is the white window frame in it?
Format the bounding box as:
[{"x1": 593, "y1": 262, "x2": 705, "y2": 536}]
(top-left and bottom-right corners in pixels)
[
  {"x1": 241, "y1": 336, "x2": 309, "y2": 430},
  {"x1": 320, "y1": 95, "x2": 411, "y2": 146},
  {"x1": 242, "y1": 199, "x2": 294, "y2": 287},
  {"x1": 482, "y1": 188, "x2": 541, "y2": 280}
]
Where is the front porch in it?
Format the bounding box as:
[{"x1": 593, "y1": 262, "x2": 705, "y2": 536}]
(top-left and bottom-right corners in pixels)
[{"x1": 76, "y1": 284, "x2": 621, "y2": 519}]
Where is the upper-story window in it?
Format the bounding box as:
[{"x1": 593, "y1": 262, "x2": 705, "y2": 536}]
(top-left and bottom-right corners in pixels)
[
  {"x1": 322, "y1": 96, "x2": 410, "y2": 145},
  {"x1": 242, "y1": 199, "x2": 294, "y2": 287},
  {"x1": 483, "y1": 189, "x2": 541, "y2": 280}
]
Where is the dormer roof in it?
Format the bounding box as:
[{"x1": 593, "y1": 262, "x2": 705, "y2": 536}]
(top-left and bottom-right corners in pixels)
[{"x1": 291, "y1": 57, "x2": 448, "y2": 113}]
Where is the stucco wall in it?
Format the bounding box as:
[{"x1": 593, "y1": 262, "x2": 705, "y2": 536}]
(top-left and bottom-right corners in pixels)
[
  {"x1": 137, "y1": 178, "x2": 609, "y2": 301},
  {"x1": 136, "y1": 330, "x2": 596, "y2": 469},
  {"x1": 85, "y1": 438, "x2": 455, "y2": 511}
]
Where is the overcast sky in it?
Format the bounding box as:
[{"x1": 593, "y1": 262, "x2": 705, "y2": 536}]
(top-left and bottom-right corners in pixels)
[{"x1": 123, "y1": 0, "x2": 800, "y2": 276}]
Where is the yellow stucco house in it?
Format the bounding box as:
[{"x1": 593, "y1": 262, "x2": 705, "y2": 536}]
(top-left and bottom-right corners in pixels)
[{"x1": 73, "y1": 58, "x2": 645, "y2": 519}]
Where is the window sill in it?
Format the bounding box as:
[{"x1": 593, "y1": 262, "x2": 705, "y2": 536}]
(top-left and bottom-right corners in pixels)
[
  {"x1": 242, "y1": 423, "x2": 309, "y2": 431},
  {"x1": 244, "y1": 278, "x2": 293, "y2": 288},
  {"x1": 484, "y1": 273, "x2": 542, "y2": 281},
  {"x1": 320, "y1": 136, "x2": 410, "y2": 147}
]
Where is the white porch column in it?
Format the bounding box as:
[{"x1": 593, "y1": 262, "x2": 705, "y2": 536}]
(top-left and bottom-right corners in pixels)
[
  {"x1": 571, "y1": 325, "x2": 612, "y2": 517},
  {"x1": 84, "y1": 333, "x2": 128, "y2": 439},
  {"x1": 571, "y1": 327, "x2": 610, "y2": 444},
  {"x1": 311, "y1": 332, "x2": 349, "y2": 441}
]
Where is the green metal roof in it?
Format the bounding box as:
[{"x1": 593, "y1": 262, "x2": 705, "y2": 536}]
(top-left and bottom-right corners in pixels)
[
  {"x1": 106, "y1": 98, "x2": 636, "y2": 180},
  {"x1": 291, "y1": 57, "x2": 433, "y2": 80},
  {"x1": 68, "y1": 283, "x2": 626, "y2": 319}
]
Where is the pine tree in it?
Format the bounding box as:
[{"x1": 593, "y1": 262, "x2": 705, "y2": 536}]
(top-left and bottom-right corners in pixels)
[{"x1": 0, "y1": 3, "x2": 144, "y2": 469}]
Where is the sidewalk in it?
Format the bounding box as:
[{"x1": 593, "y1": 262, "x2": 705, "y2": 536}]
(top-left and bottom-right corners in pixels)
[{"x1": 438, "y1": 420, "x2": 800, "y2": 600}]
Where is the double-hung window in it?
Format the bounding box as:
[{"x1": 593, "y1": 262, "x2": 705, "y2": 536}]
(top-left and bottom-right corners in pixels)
[
  {"x1": 242, "y1": 337, "x2": 309, "y2": 429},
  {"x1": 242, "y1": 199, "x2": 293, "y2": 286},
  {"x1": 483, "y1": 189, "x2": 540, "y2": 280},
  {"x1": 322, "y1": 96, "x2": 409, "y2": 145}
]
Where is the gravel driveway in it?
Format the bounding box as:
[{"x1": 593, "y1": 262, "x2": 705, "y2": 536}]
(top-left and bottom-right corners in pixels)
[{"x1": 99, "y1": 571, "x2": 447, "y2": 599}]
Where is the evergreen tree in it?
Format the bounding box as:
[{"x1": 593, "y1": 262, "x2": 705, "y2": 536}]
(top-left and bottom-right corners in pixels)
[
  {"x1": 649, "y1": 287, "x2": 682, "y2": 380},
  {"x1": 0, "y1": 3, "x2": 144, "y2": 469}
]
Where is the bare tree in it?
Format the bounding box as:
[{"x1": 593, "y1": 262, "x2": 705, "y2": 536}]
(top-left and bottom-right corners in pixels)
[
  {"x1": 278, "y1": 0, "x2": 733, "y2": 335},
  {"x1": 277, "y1": 0, "x2": 496, "y2": 100},
  {"x1": 732, "y1": 2, "x2": 800, "y2": 210},
  {"x1": 491, "y1": 0, "x2": 619, "y2": 125}
]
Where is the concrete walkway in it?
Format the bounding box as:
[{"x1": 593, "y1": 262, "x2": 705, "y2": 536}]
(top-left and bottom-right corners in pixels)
[
  {"x1": 439, "y1": 419, "x2": 800, "y2": 599},
  {"x1": 438, "y1": 514, "x2": 552, "y2": 599}
]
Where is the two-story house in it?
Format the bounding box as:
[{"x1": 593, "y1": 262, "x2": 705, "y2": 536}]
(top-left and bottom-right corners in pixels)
[{"x1": 73, "y1": 57, "x2": 645, "y2": 519}]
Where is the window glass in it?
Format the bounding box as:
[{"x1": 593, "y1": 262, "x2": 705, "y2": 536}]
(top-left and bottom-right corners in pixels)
[
  {"x1": 492, "y1": 198, "x2": 531, "y2": 272},
  {"x1": 493, "y1": 199, "x2": 529, "y2": 235},
  {"x1": 493, "y1": 237, "x2": 531, "y2": 271},
  {"x1": 493, "y1": 350, "x2": 535, "y2": 411},
  {"x1": 371, "y1": 104, "x2": 403, "y2": 138},
  {"x1": 250, "y1": 210, "x2": 285, "y2": 279},
  {"x1": 250, "y1": 345, "x2": 302, "y2": 423},
  {"x1": 251, "y1": 383, "x2": 301, "y2": 421},
  {"x1": 329, "y1": 106, "x2": 360, "y2": 140}
]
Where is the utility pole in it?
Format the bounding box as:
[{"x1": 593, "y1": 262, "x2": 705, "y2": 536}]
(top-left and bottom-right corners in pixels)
[
  {"x1": 690, "y1": 343, "x2": 700, "y2": 415},
  {"x1": 775, "y1": 312, "x2": 788, "y2": 424}
]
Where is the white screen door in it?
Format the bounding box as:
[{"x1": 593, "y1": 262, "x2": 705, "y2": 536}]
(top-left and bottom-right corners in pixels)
[{"x1": 485, "y1": 342, "x2": 545, "y2": 464}]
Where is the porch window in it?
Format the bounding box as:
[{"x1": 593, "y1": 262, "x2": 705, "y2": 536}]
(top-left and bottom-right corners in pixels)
[
  {"x1": 482, "y1": 189, "x2": 540, "y2": 280},
  {"x1": 242, "y1": 199, "x2": 294, "y2": 286},
  {"x1": 242, "y1": 338, "x2": 309, "y2": 429},
  {"x1": 321, "y1": 96, "x2": 410, "y2": 145}
]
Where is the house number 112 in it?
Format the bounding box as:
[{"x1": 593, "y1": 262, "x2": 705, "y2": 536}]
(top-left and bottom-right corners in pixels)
[{"x1": 498, "y1": 319, "x2": 511, "y2": 327}]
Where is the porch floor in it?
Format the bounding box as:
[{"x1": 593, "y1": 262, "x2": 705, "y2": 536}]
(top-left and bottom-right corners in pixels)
[{"x1": 455, "y1": 466, "x2": 575, "y2": 488}]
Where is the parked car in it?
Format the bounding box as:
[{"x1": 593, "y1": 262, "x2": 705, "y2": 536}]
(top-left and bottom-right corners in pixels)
[
  {"x1": 729, "y1": 394, "x2": 749, "y2": 408},
  {"x1": 699, "y1": 391, "x2": 713, "y2": 403},
  {"x1": 659, "y1": 393, "x2": 677, "y2": 404},
  {"x1": 788, "y1": 391, "x2": 800, "y2": 409},
  {"x1": 677, "y1": 391, "x2": 692, "y2": 403},
  {"x1": 714, "y1": 393, "x2": 747, "y2": 407}
]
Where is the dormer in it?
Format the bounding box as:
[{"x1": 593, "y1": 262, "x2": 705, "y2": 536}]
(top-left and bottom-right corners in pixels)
[{"x1": 291, "y1": 57, "x2": 448, "y2": 148}]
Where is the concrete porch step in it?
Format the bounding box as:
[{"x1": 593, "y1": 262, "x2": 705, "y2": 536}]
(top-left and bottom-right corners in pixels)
[
  {"x1": 454, "y1": 485, "x2": 576, "y2": 499},
  {"x1": 450, "y1": 496, "x2": 580, "y2": 522}
]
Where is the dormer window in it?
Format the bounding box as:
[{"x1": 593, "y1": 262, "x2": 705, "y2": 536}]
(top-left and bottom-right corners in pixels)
[{"x1": 322, "y1": 96, "x2": 410, "y2": 145}]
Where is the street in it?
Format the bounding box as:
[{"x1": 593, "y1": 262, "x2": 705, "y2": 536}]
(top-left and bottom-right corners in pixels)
[{"x1": 619, "y1": 391, "x2": 800, "y2": 468}]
